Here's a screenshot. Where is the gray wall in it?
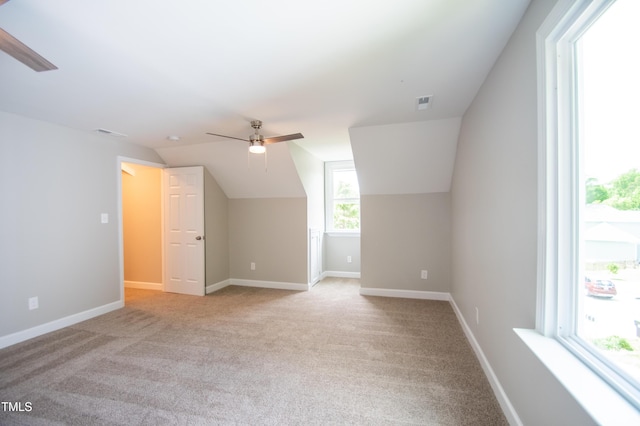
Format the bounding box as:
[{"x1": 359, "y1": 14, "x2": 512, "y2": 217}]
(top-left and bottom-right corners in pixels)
[
  {"x1": 204, "y1": 167, "x2": 230, "y2": 285},
  {"x1": 324, "y1": 234, "x2": 361, "y2": 273},
  {"x1": 0, "y1": 111, "x2": 163, "y2": 338},
  {"x1": 228, "y1": 198, "x2": 307, "y2": 284},
  {"x1": 361, "y1": 193, "x2": 451, "y2": 292},
  {"x1": 450, "y1": 0, "x2": 595, "y2": 424}
]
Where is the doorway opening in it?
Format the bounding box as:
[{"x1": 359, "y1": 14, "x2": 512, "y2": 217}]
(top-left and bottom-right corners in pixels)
[{"x1": 117, "y1": 157, "x2": 165, "y2": 305}]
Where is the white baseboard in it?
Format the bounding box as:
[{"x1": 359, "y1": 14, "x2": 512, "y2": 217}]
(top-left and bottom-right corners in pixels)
[
  {"x1": 322, "y1": 271, "x2": 361, "y2": 279},
  {"x1": 206, "y1": 279, "x2": 231, "y2": 294},
  {"x1": 0, "y1": 300, "x2": 123, "y2": 350},
  {"x1": 449, "y1": 298, "x2": 521, "y2": 426},
  {"x1": 359, "y1": 287, "x2": 450, "y2": 301},
  {"x1": 230, "y1": 278, "x2": 308, "y2": 292},
  {"x1": 124, "y1": 280, "x2": 162, "y2": 291}
]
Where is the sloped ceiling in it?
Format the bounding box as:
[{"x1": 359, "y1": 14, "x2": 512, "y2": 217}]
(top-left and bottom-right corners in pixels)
[
  {"x1": 0, "y1": 0, "x2": 530, "y2": 197},
  {"x1": 157, "y1": 141, "x2": 305, "y2": 199},
  {"x1": 350, "y1": 118, "x2": 461, "y2": 195}
]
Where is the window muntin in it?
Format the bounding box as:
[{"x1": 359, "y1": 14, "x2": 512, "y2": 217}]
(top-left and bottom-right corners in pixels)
[
  {"x1": 325, "y1": 161, "x2": 360, "y2": 232},
  {"x1": 541, "y1": 0, "x2": 640, "y2": 408}
]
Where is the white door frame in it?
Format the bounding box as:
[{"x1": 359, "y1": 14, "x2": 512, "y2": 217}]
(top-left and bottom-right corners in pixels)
[{"x1": 116, "y1": 156, "x2": 166, "y2": 305}]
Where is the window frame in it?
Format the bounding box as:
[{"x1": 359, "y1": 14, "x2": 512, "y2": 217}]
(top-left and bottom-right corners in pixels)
[
  {"x1": 325, "y1": 160, "x2": 360, "y2": 234},
  {"x1": 536, "y1": 0, "x2": 640, "y2": 411}
]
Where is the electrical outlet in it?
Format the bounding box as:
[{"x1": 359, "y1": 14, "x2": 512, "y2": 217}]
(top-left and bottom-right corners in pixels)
[
  {"x1": 420, "y1": 270, "x2": 428, "y2": 280},
  {"x1": 28, "y1": 297, "x2": 39, "y2": 310},
  {"x1": 250, "y1": 262, "x2": 256, "y2": 271},
  {"x1": 347, "y1": 256, "x2": 352, "y2": 263},
  {"x1": 475, "y1": 307, "x2": 480, "y2": 325}
]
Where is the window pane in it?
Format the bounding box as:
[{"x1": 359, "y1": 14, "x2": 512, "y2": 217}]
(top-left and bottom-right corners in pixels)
[
  {"x1": 333, "y1": 202, "x2": 360, "y2": 230},
  {"x1": 333, "y1": 170, "x2": 360, "y2": 199},
  {"x1": 579, "y1": 0, "x2": 640, "y2": 384},
  {"x1": 325, "y1": 161, "x2": 360, "y2": 232}
]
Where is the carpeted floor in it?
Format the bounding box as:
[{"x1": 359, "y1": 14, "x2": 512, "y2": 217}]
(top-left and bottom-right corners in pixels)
[{"x1": 0, "y1": 278, "x2": 507, "y2": 425}]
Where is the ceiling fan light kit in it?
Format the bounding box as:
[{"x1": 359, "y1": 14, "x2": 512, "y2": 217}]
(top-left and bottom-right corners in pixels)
[
  {"x1": 249, "y1": 139, "x2": 266, "y2": 154},
  {"x1": 207, "y1": 119, "x2": 303, "y2": 155}
]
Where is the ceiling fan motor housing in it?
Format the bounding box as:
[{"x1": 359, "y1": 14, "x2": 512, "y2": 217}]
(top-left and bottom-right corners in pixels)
[{"x1": 249, "y1": 134, "x2": 264, "y2": 144}]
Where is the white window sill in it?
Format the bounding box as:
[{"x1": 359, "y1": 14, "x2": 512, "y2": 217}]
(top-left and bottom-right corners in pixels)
[
  {"x1": 325, "y1": 231, "x2": 360, "y2": 238},
  {"x1": 514, "y1": 328, "x2": 640, "y2": 425}
]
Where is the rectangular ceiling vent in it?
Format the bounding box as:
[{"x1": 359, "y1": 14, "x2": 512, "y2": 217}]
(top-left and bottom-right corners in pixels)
[
  {"x1": 94, "y1": 128, "x2": 128, "y2": 138},
  {"x1": 416, "y1": 95, "x2": 433, "y2": 111}
]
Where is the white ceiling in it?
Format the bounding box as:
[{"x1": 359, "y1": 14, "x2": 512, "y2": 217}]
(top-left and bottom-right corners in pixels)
[{"x1": 0, "y1": 0, "x2": 530, "y2": 195}]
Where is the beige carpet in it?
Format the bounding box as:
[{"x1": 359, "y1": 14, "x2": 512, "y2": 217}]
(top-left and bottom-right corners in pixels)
[{"x1": 0, "y1": 278, "x2": 507, "y2": 425}]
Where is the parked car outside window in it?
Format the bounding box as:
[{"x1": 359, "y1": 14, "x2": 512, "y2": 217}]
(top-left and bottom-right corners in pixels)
[{"x1": 585, "y1": 277, "x2": 617, "y2": 298}]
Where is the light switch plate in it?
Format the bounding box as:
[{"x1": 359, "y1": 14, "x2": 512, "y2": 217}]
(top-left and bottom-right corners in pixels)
[{"x1": 28, "y1": 296, "x2": 39, "y2": 310}]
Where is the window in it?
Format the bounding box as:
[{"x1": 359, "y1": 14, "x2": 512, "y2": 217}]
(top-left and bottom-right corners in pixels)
[
  {"x1": 538, "y1": 0, "x2": 640, "y2": 409},
  {"x1": 325, "y1": 161, "x2": 360, "y2": 232}
]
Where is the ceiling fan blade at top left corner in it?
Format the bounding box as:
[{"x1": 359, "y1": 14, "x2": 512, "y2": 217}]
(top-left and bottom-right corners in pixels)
[
  {"x1": 0, "y1": 0, "x2": 57, "y2": 72},
  {"x1": 0, "y1": 27, "x2": 57, "y2": 71}
]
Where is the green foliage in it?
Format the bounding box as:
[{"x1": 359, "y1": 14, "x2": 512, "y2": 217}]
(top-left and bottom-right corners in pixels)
[
  {"x1": 587, "y1": 169, "x2": 640, "y2": 210},
  {"x1": 335, "y1": 178, "x2": 359, "y2": 198},
  {"x1": 593, "y1": 335, "x2": 634, "y2": 351},
  {"x1": 606, "y1": 169, "x2": 640, "y2": 210},
  {"x1": 333, "y1": 180, "x2": 360, "y2": 230},
  {"x1": 333, "y1": 202, "x2": 360, "y2": 230},
  {"x1": 607, "y1": 263, "x2": 619, "y2": 275},
  {"x1": 586, "y1": 178, "x2": 609, "y2": 204}
]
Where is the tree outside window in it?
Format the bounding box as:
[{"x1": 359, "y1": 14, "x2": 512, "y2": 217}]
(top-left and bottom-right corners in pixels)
[{"x1": 326, "y1": 161, "x2": 360, "y2": 232}]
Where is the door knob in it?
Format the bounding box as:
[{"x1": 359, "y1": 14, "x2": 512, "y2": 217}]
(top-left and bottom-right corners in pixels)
[{"x1": 196, "y1": 236, "x2": 204, "y2": 240}]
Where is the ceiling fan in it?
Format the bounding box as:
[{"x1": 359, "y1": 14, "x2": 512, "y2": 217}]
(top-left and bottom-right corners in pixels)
[
  {"x1": 0, "y1": 0, "x2": 57, "y2": 72},
  {"x1": 207, "y1": 120, "x2": 304, "y2": 154}
]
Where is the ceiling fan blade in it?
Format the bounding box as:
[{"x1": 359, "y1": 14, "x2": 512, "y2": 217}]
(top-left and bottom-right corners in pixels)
[
  {"x1": 206, "y1": 132, "x2": 249, "y2": 142},
  {"x1": 0, "y1": 27, "x2": 57, "y2": 72},
  {"x1": 264, "y1": 133, "x2": 304, "y2": 144}
]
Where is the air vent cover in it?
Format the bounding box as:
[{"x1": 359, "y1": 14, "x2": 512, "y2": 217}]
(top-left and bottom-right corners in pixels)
[
  {"x1": 94, "y1": 128, "x2": 128, "y2": 137},
  {"x1": 416, "y1": 95, "x2": 433, "y2": 111}
]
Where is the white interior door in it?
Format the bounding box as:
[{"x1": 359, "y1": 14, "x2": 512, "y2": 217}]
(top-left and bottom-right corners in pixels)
[{"x1": 164, "y1": 166, "x2": 205, "y2": 296}]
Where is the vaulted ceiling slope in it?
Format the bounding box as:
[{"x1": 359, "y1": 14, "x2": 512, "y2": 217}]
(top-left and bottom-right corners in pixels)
[
  {"x1": 351, "y1": 118, "x2": 461, "y2": 195},
  {"x1": 0, "y1": 0, "x2": 530, "y2": 197},
  {"x1": 157, "y1": 140, "x2": 306, "y2": 199}
]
